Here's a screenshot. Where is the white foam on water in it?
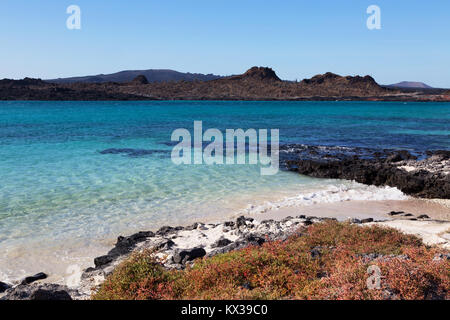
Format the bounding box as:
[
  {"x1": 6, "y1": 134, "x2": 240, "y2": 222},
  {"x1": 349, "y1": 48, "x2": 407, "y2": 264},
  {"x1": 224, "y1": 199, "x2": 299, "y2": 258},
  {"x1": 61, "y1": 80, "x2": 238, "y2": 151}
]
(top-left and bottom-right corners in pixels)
[{"x1": 240, "y1": 183, "x2": 409, "y2": 215}]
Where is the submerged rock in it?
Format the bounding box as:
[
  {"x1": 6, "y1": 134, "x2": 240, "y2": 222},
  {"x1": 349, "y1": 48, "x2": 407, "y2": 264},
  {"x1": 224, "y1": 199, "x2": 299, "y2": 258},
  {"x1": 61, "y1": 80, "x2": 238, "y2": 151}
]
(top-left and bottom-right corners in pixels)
[{"x1": 99, "y1": 148, "x2": 168, "y2": 158}]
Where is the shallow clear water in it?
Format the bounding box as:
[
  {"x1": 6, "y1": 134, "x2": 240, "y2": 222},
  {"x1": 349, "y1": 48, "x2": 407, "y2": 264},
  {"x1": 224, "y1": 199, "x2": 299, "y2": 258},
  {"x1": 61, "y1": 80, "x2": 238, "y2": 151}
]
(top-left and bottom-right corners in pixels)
[{"x1": 0, "y1": 101, "x2": 449, "y2": 283}]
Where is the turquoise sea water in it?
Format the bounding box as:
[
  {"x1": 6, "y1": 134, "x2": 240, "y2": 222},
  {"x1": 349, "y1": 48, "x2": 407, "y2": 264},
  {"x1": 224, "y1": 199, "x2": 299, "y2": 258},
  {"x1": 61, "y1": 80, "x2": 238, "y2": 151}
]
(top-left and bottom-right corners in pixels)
[{"x1": 0, "y1": 101, "x2": 449, "y2": 282}]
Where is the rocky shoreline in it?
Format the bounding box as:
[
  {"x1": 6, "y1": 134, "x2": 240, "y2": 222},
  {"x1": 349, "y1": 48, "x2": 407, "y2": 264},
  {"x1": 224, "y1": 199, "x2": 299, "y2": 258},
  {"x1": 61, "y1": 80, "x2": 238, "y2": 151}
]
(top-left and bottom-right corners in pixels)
[
  {"x1": 1, "y1": 215, "x2": 323, "y2": 299},
  {"x1": 282, "y1": 146, "x2": 450, "y2": 199},
  {"x1": 1, "y1": 211, "x2": 449, "y2": 300}
]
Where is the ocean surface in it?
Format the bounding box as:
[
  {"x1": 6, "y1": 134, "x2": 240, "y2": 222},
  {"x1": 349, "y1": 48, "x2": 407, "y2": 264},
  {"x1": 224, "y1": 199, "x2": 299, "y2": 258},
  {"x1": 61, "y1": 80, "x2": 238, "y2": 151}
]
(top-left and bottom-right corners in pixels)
[{"x1": 0, "y1": 101, "x2": 449, "y2": 284}]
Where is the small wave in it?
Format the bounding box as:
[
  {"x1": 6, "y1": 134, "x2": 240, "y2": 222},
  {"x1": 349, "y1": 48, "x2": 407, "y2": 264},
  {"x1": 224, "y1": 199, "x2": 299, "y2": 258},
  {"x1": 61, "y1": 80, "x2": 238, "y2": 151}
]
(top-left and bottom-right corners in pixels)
[{"x1": 240, "y1": 183, "x2": 409, "y2": 215}]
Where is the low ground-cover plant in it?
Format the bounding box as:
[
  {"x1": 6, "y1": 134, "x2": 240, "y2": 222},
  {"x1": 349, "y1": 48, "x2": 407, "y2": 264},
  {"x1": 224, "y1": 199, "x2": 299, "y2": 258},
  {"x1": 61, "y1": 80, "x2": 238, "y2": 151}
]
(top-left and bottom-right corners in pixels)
[{"x1": 93, "y1": 221, "x2": 449, "y2": 300}]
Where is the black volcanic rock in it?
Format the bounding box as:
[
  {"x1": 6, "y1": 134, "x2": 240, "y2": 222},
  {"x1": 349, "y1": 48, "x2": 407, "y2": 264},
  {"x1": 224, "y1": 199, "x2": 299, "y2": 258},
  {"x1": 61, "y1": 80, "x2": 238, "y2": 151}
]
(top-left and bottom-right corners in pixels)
[
  {"x1": 303, "y1": 72, "x2": 341, "y2": 84},
  {"x1": 0, "y1": 77, "x2": 47, "y2": 87},
  {"x1": 172, "y1": 247, "x2": 207, "y2": 265},
  {"x1": 212, "y1": 237, "x2": 233, "y2": 248},
  {"x1": 130, "y1": 75, "x2": 149, "y2": 84},
  {"x1": 20, "y1": 272, "x2": 47, "y2": 285},
  {"x1": 18, "y1": 77, "x2": 47, "y2": 86},
  {"x1": 228, "y1": 66, "x2": 281, "y2": 82},
  {"x1": 0, "y1": 77, "x2": 154, "y2": 101},
  {"x1": 300, "y1": 72, "x2": 385, "y2": 95},
  {"x1": 109, "y1": 231, "x2": 155, "y2": 257},
  {"x1": 93, "y1": 230, "x2": 155, "y2": 268},
  {"x1": 347, "y1": 75, "x2": 378, "y2": 86},
  {"x1": 285, "y1": 148, "x2": 450, "y2": 199},
  {"x1": 1, "y1": 284, "x2": 73, "y2": 300},
  {"x1": 0, "y1": 281, "x2": 11, "y2": 293}
]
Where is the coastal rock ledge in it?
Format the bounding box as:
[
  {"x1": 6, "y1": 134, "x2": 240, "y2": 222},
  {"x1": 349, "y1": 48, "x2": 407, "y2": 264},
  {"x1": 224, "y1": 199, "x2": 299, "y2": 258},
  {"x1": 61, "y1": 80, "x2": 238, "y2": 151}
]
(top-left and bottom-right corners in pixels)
[
  {"x1": 1, "y1": 215, "x2": 338, "y2": 300},
  {"x1": 283, "y1": 147, "x2": 450, "y2": 199},
  {"x1": 76, "y1": 215, "x2": 331, "y2": 298},
  {"x1": 2, "y1": 213, "x2": 449, "y2": 300}
]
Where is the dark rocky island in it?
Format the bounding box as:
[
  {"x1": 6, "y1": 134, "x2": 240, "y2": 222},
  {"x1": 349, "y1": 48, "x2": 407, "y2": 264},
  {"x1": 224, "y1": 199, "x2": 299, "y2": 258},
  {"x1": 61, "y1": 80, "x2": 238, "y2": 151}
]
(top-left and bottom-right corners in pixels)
[{"x1": 1, "y1": 67, "x2": 449, "y2": 101}]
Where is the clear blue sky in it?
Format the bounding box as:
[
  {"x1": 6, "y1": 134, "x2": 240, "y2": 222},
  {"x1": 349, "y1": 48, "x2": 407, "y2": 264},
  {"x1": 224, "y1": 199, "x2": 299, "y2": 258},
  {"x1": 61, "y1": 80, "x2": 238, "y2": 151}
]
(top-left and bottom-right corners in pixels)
[{"x1": 1, "y1": 0, "x2": 449, "y2": 87}]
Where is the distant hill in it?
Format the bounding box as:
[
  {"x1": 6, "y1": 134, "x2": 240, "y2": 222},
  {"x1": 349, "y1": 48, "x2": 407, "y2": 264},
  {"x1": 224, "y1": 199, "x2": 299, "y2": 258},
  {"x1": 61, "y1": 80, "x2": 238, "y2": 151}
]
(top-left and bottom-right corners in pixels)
[
  {"x1": 226, "y1": 66, "x2": 282, "y2": 81},
  {"x1": 46, "y1": 69, "x2": 222, "y2": 84},
  {"x1": 387, "y1": 81, "x2": 433, "y2": 89},
  {"x1": 116, "y1": 68, "x2": 391, "y2": 100},
  {"x1": 3, "y1": 67, "x2": 449, "y2": 102}
]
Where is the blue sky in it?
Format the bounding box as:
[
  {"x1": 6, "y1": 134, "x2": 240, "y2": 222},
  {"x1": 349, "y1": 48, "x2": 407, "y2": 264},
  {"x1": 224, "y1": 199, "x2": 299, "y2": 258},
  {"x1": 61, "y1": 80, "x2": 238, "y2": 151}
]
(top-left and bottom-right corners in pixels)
[{"x1": 0, "y1": 0, "x2": 449, "y2": 87}]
